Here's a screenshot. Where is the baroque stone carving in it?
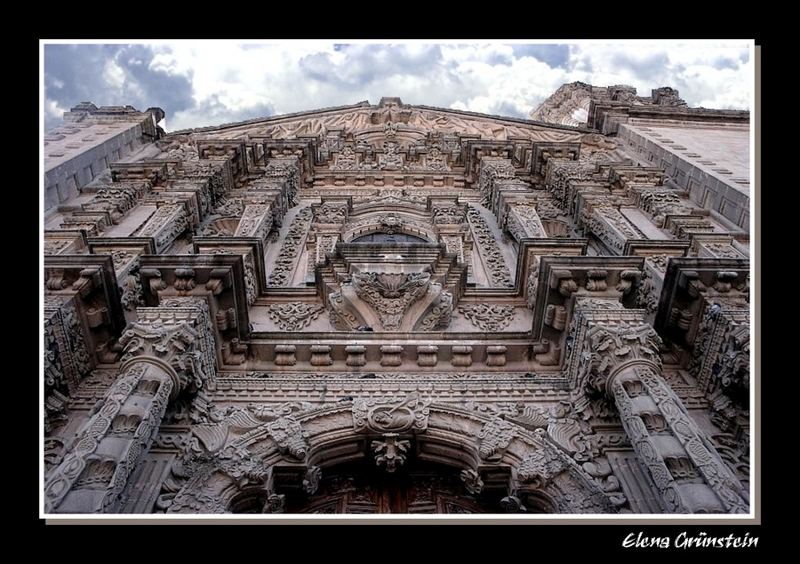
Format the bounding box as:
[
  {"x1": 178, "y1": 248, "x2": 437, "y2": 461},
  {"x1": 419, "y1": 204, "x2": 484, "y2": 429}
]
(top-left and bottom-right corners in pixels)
[
  {"x1": 353, "y1": 393, "x2": 431, "y2": 434},
  {"x1": 417, "y1": 291, "x2": 453, "y2": 331},
  {"x1": 467, "y1": 206, "x2": 513, "y2": 287},
  {"x1": 477, "y1": 417, "x2": 517, "y2": 461},
  {"x1": 578, "y1": 321, "x2": 663, "y2": 396},
  {"x1": 119, "y1": 307, "x2": 216, "y2": 393},
  {"x1": 43, "y1": 87, "x2": 751, "y2": 515},
  {"x1": 460, "y1": 469, "x2": 484, "y2": 494},
  {"x1": 267, "y1": 302, "x2": 325, "y2": 331},
  {"x1": 458, "y1": 303, "x2": 515, "y2": 332},
  {"x1": 371, "y1": 434, "x2": 410, "y2": 472},
  {"x1": 268, "y1": 207, "x2": 313, "y2": 286},
  {"x1": 518, "y1": 444, "x2": 567, "y2": 487},
  {"x1": 351, "y1": 272, "x2": 431, "y2": 330}
]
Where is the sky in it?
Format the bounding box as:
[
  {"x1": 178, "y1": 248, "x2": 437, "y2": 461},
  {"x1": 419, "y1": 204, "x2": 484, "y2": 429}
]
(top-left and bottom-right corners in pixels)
[{"x1": 42, "y1": 41, "x2": 753, "y2": 133}]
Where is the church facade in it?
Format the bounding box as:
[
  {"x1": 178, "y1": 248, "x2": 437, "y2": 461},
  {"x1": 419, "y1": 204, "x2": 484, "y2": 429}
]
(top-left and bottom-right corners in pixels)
[{"x1": 43, "y1": 82, "x2": 752, "y2": 515}]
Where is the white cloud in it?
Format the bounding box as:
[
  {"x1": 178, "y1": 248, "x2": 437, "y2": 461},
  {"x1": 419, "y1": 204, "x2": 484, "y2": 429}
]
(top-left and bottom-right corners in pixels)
[
  {"x1": 47, "y1": 41, "x2": 753, "y2": 131},
  {"x1": 102, "y1": 58, "x2": 126, "y2": 90}
]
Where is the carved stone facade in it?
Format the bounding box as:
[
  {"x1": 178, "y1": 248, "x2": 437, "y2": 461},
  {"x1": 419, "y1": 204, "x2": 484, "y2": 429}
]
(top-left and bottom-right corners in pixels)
[{"x1": 42, "y1": 89, "x2": 752, "y2": 515}]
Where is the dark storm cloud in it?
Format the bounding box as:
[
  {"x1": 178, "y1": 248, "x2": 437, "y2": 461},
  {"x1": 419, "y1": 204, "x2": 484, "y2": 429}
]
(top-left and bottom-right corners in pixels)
[
  {"x1": 611, "y1": 52, "x2": 671, "y2": 80},
  {"x1": 44, "y1": 44, "x2": 194, "y2": 131},
  {"x1": 510, "y1": 45, "x2": 570, "y2": 68}
]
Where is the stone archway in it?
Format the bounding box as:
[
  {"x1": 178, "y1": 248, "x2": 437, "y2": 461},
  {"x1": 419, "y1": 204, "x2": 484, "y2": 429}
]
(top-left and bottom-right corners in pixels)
[
  {"x1": 165, "y1": 397, "x2": 617, "y2": 514},
  {"x1": 341, "y1": 209, "x2": 439, "y2": 244}
]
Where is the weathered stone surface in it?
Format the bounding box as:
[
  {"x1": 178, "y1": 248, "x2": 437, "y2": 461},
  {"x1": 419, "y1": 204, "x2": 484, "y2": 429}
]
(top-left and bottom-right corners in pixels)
[{"x1": 43, "y1": 87, "x2": 751, "y2": 515}]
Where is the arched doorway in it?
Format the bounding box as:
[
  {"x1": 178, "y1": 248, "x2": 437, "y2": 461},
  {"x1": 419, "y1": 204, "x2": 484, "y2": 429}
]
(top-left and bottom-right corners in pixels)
[
  {"x1": 166, "y1": 401, "x2": 616, "y2": 514},
  {"x1": 289, "y1": 460, "x2": 494, "y2": 514}
]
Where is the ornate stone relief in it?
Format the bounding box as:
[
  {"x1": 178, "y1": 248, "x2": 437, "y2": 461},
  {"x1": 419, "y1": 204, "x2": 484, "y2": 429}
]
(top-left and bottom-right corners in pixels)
[
  {"x1": 458, "y1": 304, "x2": 515, "y2": 332},
  {"x1": 314, "y1": 202, "x2": 348, "y2": 224},
  {"x1": 136, "y1": 204, "x2": 189, "y2": 253},
  {"x1": 119, "y1": 300, "x2": 217, "y2": 393},
  {"x1": 267, "y1": 302, "x2": 325, "y2": 331},
  {"x1": 581, "y1": 205, "x2": 644, "y2": 254},
  {"x1": 371, "y1": 434, "x2": 410, "y2": 472},
  {"x1": 545, "y1": 159, "x2": 596, "y2": 210},
  {"x1": 507, "y1": 203, "x2": 546, "y2": 239},
  {"x1": 44, "y1": 298, "x2": 92, "y2": 398},
  {"x1": 460, "y1": 469, "x2": 484, "y2": 494},
  {"x1": 526, "y1": 256, "x2": 540, "y2": 309},
  {"x1": 268, "y1": 207, "x2": 313, "y2": 286},
  {"x1": 634, "y1": 268, "x2": 659, "y2": 314},
  {"x1": 353, "y1": 393, "x2": 431, "y2": 434},
  {"x1": 517, "y1": 442, "x2": 568, "y2": 487},
  {"x1": 417, "y1": 291, "x2": 454, "y2": 331},
  {"x1": 577, "y1": 320, "x2": 663, "y2": 396},
  {"x1": 466, "y1": 206, "x2": 513, "y2": 287},
  {"x1": 432, "y1": 204, "x2": 466, "y2": 225},
  {"x1": 351, "y1": 272, "x2": 431, "y2": 330},
  {"x1": 477, "y1": 417, "x2": 517, "y2": 461}
]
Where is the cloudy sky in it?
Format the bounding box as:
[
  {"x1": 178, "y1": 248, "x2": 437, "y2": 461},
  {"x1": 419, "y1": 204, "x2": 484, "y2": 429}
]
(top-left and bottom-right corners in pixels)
[{"x1": 43, "y1": 41, "x2": 753, "y2": 132}]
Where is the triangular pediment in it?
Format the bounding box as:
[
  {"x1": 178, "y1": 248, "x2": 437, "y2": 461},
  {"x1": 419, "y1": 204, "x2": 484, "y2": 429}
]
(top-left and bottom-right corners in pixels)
[{"x1": 173, "y1": 97, "x2": 589, "y2": 144}]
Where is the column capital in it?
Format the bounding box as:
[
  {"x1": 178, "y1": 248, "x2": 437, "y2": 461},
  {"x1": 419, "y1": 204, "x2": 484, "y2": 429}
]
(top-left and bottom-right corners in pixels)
[
  {"x1": 570, "y1": 298, "x2": 662, "y2": 397},
  {"x1": 119, "y1": 298, "x2": 217, "y2": 400}
]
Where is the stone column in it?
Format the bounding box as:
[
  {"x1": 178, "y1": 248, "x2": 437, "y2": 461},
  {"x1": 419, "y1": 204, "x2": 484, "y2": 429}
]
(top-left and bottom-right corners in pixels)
[
  {"x1": 573, "y1": 299, "x2": 749, "y2": 513},
  {"x1": 609, "y1": 365, "x2": 748, "y2": 513},
  {"x1": 44, "y1": 299, "x2": 216, "y2": 513}
]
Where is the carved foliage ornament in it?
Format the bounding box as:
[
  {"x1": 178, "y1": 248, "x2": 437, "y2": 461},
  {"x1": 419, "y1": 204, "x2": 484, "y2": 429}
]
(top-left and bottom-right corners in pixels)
[
  {"x1": 477, "y1": 416, "x2": 517, "y2": 461},
  {"x1": 118, "y1": 301, "x2": 216, "y2": 393},
  {"x1": 372, "y1": 434, "x2": 410, "y2": 473},
  {"x1": 353, "y1": 393, "x2": 431, "y2": 434},
  {"x1": 352, "y1": 271, "x2": 431, "y2": 330},
  {"x1": 466, "y1": 207, "x2": 513, "y2": 288},
  {"x1": 458, "y1": 303, "x2": 515, "y2": 332},
  {"x1": 267, "y1": 302, "x2": 325, "y2": 331},
  {"x1": 579, "y1": 321, "x2": 663, "y2": 396}
]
